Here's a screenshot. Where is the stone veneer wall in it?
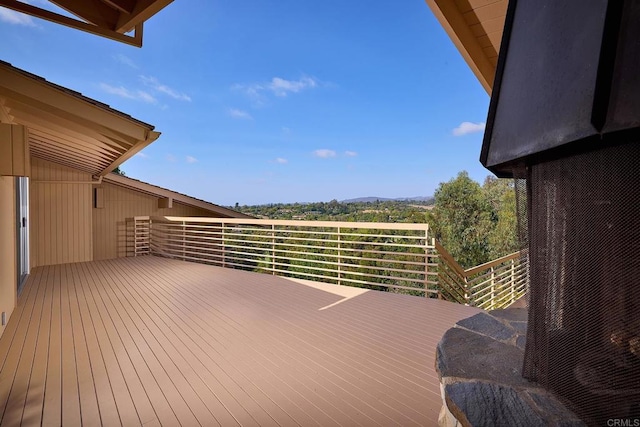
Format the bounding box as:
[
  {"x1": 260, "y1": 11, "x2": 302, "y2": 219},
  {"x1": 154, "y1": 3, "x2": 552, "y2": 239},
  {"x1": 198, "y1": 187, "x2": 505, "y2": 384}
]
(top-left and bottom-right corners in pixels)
[{"x1": 435, "y1": 308, "x2": 585, "y2": 426}]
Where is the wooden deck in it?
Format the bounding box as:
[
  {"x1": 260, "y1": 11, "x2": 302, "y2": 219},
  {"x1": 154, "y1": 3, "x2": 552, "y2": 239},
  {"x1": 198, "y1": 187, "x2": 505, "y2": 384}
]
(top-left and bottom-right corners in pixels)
[{"x1": 0, "y1": 256, "x2": 481, "y2": 426}]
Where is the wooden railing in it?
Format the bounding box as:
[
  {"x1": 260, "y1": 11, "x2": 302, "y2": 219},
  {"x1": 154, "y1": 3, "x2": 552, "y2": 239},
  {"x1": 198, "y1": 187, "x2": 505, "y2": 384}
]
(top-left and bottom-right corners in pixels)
[
  {"x1": 132, "y1": 216, "x2": 150, "y2": 256},
  {"x1": 435, "y1": 241, "x2": 528, "y2": 309},
  {"x1": 137, "y1": 216, "x2": 441, "y2": 297},
  {"x1": 132, "y1": 216, "x2": 527, "y2": 308}
]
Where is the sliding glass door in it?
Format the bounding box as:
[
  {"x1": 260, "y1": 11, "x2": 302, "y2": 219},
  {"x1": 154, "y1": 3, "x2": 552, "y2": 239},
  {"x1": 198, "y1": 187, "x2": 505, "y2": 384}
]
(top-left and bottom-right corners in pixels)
[{"x1": 16, "y1": 177, "x2": 29, "y2": 293}]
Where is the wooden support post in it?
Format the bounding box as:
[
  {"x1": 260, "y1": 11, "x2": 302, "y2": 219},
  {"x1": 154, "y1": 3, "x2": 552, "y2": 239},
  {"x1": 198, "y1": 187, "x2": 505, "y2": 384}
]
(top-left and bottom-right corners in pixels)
[
  {"x1": 490, "y1": 266, "x2": 496, "y2": 310},
  {"x1": 510, "y1": 258, "x2": 516, "y2": 303},
  {"x1": 182, "y1": 220, "x2": 186, "y2": 260},
  {"x1": 464, "y1": 276, "x2": 471, "y2": 306},
  {"x1": 337, "y1": 227, "x2": 342, "y2": 286},
  {"x1": 222, "y1": 224, "x2": 226, "y2": 268},
  {"x1": 424, "y1": 230, "x2": 429, "y2": 297},
  {"x1": 148, "y1": 218, "x2": 151, "y2": 255},
  {"x1": 133, "y1": 218, "x2": 138, "y2": 257},
  {"x1": 271, "y1": 224, "x2": 276, "y2": 275}
]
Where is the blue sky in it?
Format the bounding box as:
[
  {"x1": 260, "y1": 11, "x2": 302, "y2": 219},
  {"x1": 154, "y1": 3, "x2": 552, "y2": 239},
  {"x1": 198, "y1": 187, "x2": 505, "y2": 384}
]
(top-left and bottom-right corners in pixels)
[{"x1": 0, "y1": 1, "x2": 491, "y2": 206}]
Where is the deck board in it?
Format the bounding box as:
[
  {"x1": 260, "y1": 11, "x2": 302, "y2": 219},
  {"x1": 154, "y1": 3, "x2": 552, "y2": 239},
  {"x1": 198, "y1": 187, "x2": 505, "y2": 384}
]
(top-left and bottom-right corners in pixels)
[{"x1": 0, "y1": 256, "x2": 481, "y2": 426}]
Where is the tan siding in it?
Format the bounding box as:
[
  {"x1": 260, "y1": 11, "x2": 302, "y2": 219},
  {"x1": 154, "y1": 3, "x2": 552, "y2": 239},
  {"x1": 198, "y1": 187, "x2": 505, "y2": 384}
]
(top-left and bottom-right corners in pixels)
[
  {"x1": 92, "y1": 182, "x2": 213, "y2": 261},
  {"x1": 30, "y1": 157, "x2": 93, "y2": 268},
  {"x1": 0, "y1": 177, "x2": 17, "y2": 339}
]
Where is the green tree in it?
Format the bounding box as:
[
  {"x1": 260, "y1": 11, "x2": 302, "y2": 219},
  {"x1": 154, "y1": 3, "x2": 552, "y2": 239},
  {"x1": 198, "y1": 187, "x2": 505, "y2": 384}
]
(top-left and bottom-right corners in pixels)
[
  {"x1": 484, "y1": 177, "x2": 518, "y2": 258},
  {"x1": 428, "y1": 171, "x2": 494, "y2": 268},
  {"x1": 112, "y1": 166, "x2": 125, "y2": 176}
]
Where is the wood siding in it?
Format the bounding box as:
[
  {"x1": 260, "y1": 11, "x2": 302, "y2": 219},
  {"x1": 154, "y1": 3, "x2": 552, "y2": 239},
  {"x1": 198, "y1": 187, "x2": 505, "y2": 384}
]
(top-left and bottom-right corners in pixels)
[
  {"x1": 30, "y1": 158, "x2": 93, "y2": 268},
  {"x1": 92, "y1": 182, "x2": 212, "y2": 260},
  {"x1": 0, "y1": 177, "x2": 16, "y2": 339}
]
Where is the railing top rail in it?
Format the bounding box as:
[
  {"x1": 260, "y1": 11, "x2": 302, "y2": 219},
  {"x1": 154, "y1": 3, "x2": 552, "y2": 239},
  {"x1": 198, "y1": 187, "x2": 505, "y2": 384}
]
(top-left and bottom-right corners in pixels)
[
  {"x1": 151, "y1": 216, "x2": 431, "y2": 232},
  {"x1": 463, "y1": 251, "x2": 522, "y2": 276},
  {"x1": 434, "y1": 240, "x2": 466, "y2": 277}
]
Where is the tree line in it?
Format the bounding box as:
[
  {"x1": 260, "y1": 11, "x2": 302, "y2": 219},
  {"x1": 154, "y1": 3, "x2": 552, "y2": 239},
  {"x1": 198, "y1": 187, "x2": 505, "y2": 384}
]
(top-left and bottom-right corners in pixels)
[
  {"x1": 427, "y1": 171, "x2": 519, "y2": 269},
  {"x1": 234, "y1": 171, "x2": 519, "y2": 270}
]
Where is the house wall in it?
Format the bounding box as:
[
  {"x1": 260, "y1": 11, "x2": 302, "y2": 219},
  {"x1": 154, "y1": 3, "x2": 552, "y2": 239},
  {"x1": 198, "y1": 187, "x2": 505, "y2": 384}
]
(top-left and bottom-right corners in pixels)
[
  {"x1": 92, "y1": 182, "x2": 212, "y2": 260},
  {"x1": 0, "y1": 176, "x2": 17, "y2": 339},
  {"x1": 30, "y1": 157, "x2": 93, "y2": 268}
]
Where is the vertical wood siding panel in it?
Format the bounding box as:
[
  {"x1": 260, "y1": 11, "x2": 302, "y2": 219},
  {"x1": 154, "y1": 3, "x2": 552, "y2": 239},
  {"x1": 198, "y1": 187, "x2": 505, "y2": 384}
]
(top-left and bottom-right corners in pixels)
[
  {"x1": 92, "y1": 183, "x2": 215, "y2": 261},
  {"x1": 30, "y1": 158, "x2": 93, "y2": 267}
]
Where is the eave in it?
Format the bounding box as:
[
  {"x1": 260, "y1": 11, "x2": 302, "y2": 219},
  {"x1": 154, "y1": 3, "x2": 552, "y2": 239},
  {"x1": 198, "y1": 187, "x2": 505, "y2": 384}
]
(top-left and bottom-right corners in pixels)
[
  {"x1": 425, "y1": 0, "x2": 508, "y2": 94},
  {"x1": 0, "y1": 61, "x2": 159, "y2": 177},
  {"x1": 0, "y1": 0, "x2": 173, "y2": 47}
]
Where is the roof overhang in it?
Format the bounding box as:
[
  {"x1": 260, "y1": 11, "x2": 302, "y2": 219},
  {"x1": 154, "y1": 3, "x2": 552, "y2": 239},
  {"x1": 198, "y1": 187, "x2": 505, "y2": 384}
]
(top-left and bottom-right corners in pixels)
[
  {"x1": 0, "y1": 61, "x2": 160, "y2": 177},
  {"x1": 103, "y1": 173, "x2": 254, "y2": 219},
  {"x1": 425, "y1": 0, "x2": 507, "y2": 94},
  {"x1": 0, "y1": 0, "x2": 173, "y2": 47}
]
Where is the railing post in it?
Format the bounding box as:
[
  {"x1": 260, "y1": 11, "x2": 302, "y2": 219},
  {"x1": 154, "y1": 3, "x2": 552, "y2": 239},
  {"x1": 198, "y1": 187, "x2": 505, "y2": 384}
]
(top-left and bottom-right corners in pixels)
[
  {"x1": 148, "y1": 217, "x2": 152, "y2": 256},
  {"x1": 134, "y1": 218, "x2": 138, "y2": 257},
  {"x1": 424, "y1": 229, "x2": 429, "y2": 297},
  {"x1": 133, "y1": 217, "x2": 150, "y2": 257},
  {"x1": 510, "y1": 258, "x2": 516, "y2": 303},
  {"x1": 490, "y1": 266, "x2": 496, "y2": 310},
  {"x1": 145, "y1": 217, "x2": 150, "y2": 256},
  {"x1": 221, "y1": 222, "x2": 226, "y2": 268},
  {"x1": 432, "y1": 238, "x2": 443, "y2": 299},
  {"x1": 271, "y1": 224, "x2": 276, "y2": 275},
  {"x1": 464, "y1": 277, "x2": 470, "y2": 306},
  {"x1": 337, "y1": 227, "x2": 342, "y2": 286},
  {"x1": 181, "y1": 220, "x2": 186, "y2": 260}
]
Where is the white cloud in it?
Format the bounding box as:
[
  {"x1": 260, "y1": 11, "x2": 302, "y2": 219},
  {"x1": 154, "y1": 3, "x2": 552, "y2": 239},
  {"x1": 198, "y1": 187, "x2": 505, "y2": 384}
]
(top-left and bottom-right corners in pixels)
[
  {"x1": 135, "y1": 152, "x2": 149, "y2": 159},
  {"x1": 113, "y1": 54, "x2": 138, "y2": 69},
  {"x1": 452, "y1": 121, "x2": 486, "y2": 136},
  {"x1": 99, "y1": 83, "x2": 157, "y2": 104},
  {"x1": 228, "y1": 108, "x2": 253, "y2": 120},
  {"x1": 0, "y1": 8, "x2": 36, "y2": 26},
  {"x1": 269, "y1": 76, "x2": 317, "y2": 97},
  {"x1": 275, "y1": 157, "x2": 288, "y2": 164},
  {"x1": 345, "y1": 150, "x2": 358, "y2": 157},
  {"x1": 313, "y1": 149, "x2": 337, "y2": 158},
  {"x1": 186, "y1": 155, "x2": 198, "y2": 163},
  {"x1": 140, "y1": 76, "x2": 191, "y2": 101},
  {"x1": 166, "y1": 154, "x2": 176, "y2": 162},
  {"x1": 136, "y1": 91, "x2": 157, "y2": 104},
  {"x1": 233, "y1": 76, "x2": 319, "y2": 103}
]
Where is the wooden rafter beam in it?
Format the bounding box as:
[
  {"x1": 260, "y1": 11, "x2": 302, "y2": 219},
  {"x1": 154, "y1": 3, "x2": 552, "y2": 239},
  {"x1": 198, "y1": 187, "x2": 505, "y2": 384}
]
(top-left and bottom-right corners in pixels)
[
  {"x1": 2, "y1": 97, "x2": 138, "y2": 151},
  {"x1": 101, "y1": 0, "x2": 135, "y2": 14},
  {"x1": 100, "y1": 130, "x2": 159, "y2": 176},
  {"x1": 0, "y1": 0, "x2": 143, "y2": 46},
  {"x1": 7, "y1": 110, "x2": 125, "y2": 156},
  {"x1": 29, "y1": 141, "x2": 113, "y2": 169},
  {"x1": 49, "y1": 0, "x2": 119, "y2": 30},
  {"x1": 115, "y1": 0, "x2": 172, "y2": 33}
]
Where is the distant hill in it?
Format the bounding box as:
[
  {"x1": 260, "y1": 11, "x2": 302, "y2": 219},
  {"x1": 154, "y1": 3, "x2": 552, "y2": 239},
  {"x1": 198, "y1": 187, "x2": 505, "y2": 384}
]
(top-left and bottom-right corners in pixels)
[{"x1": 341, "y1": 196, "x2": 434, "y2": 204}]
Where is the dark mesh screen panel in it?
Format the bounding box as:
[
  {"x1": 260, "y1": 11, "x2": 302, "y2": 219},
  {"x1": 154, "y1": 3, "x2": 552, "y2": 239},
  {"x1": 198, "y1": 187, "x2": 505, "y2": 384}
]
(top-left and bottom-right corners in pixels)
[
  {"x1": 514, "y1": 177, "x2": 530, "y2": 306},
  {"x1": 523, "y1": 142, "x2": 640, "y2": 425}
]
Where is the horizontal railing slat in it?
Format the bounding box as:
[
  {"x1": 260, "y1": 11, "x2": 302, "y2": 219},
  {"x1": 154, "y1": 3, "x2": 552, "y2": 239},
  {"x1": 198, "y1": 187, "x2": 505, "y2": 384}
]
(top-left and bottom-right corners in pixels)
[{"x1": 131, "y1": 215, "x2": 528, "y2": 307}]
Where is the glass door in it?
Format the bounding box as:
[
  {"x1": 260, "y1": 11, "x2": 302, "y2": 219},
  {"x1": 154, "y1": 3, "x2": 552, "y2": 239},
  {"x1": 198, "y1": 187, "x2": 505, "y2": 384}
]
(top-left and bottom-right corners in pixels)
[{"x1": 16, "y1": 177, "x2": 29, "y2": 293}]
